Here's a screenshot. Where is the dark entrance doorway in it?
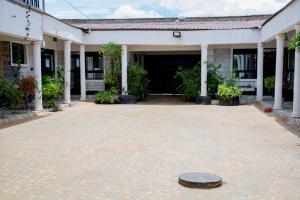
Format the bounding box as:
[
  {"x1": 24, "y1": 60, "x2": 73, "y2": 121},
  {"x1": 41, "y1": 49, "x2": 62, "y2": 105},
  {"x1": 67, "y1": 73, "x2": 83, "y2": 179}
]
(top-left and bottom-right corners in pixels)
[
  {"x1": 41, "y1": 49, "x2": 55, "y2": 76},
  {"x1": 71, "y1": 54, "x2": 81, "y2": 95},
  {"x1": 144, "y1": 54, "x2": 200, "y2": 94}
]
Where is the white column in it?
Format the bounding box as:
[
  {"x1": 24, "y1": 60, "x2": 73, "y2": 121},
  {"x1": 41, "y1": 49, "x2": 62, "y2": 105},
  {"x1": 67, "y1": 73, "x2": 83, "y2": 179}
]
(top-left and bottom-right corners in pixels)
[
  {"x1": 80, "y1": 44, "x2": 86, "y2": 100},
  {"x1": 256, "y1": 43, "x2": 264, "y2": 101},
  {"x1": 273, "y1": 34, "x2": 284, "y2": 110},
  {"x1": 201, "y1": 44, "x2": 208, "y2": 96},
  {"x1": 121, "y1": 45, "x2": 128, "y2": 95},
  {"x1": 292, "y1": 25, "x2": 300, "y2": 117},
  {"x1": 33, "y1": 41, "x2": 43, "y2": 111},
  {"x1": 64, "y1": 40, "x2": 72, "y2": 104}
]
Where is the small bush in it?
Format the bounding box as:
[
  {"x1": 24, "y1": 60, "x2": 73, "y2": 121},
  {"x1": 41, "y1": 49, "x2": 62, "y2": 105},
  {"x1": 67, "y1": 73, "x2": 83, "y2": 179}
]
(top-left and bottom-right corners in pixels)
[
  {"x1": 128, "y1": 63, "x2": 149, "y2": 101},
  {"x1": 42, "y1": 81, "x2": 63, "y2": 111},
  {"x1": 42, "y1": 67, "x2": 64, "y2": 111},
  {"x1": 264, "y1": 76, "x2": 275, "y2": 92},
  {"x1": 0, "y1": 76, "x2": 21, "y2": 109},
  {"x1": 175, "y1": 63, "x2": 200, "y2": 101},
  {"x1": 217, "y1": 83, "x2": 242, "y2": 101},
  {"x1": 95, "y1": 88, "x2": 119, "y2": 104}
]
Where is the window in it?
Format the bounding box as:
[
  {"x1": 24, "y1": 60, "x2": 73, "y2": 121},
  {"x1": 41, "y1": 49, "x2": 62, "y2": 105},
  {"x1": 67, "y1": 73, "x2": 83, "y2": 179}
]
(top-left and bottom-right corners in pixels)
[
  {"x1": 11, "y1": 43, "x2": 26, "y2": 65},
  {"x1": 233, "y1": 49, "x2": 257, "y2": 79},
  {"x1": 85, "y1": 52, "x2": 103, "y2": 80}
]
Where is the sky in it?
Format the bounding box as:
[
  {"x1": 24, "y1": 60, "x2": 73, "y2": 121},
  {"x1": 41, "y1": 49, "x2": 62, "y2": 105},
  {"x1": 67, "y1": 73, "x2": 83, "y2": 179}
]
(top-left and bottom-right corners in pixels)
[{"x1": 45, "y1": 0, "x2": 291, "y2": 19}]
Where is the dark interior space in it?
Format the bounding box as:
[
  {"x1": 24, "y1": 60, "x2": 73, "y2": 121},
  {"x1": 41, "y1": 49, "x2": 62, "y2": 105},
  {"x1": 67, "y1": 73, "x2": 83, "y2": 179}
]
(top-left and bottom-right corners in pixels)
[{"x1": 144, "y1": 54, "x2": 200, "y2": 94}]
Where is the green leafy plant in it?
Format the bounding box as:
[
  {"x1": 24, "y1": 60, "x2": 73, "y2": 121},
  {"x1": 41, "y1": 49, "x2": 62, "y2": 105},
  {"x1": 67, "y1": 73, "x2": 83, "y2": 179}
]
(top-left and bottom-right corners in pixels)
[
  {"x1": 175, "y1": 63, "x2": 201, "y2": 101},
  {"x1": 100, "y1": 43, "x2": 122, "y2": 90},
  {"x1": 95, "y1": 88, "x2": 119, "y2": 104},
  {"x1": 207, "y1": 61, "x2": 224, "y2": 96},
  {"x1": 42, "y1": 81, "x2": 63, "y2": 111},
  {"x1": 264, "y1": 76, "x2": 275, "y2": 92},
  {"x1": 128, "y1": 63, "x2": 149, "y2": 101},
  {"x1": 217, "y1": 83, "x2": 242, "y2": 101},
  {"x1": 42, "y1": 66, "x2": 64, "y2": 111},
  {"x1": 0, "y1": 76, "x2": 21, "y2": 109},
  {"x1": 289, "y1": 32, "x2": 300, "y2": 52}
]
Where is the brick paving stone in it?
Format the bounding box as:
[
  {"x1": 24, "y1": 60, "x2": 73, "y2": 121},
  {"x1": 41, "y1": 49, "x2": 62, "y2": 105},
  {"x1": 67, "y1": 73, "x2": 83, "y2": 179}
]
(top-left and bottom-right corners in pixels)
[{"x1": 0, "y1": 102, "x2": 299, "y2": 200}]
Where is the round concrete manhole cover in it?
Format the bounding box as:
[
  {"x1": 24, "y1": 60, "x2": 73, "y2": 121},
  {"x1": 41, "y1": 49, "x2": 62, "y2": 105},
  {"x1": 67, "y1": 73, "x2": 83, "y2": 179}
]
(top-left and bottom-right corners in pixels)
[{"x1": 178, "y1": 172, "x2": 222, "y2": 188}]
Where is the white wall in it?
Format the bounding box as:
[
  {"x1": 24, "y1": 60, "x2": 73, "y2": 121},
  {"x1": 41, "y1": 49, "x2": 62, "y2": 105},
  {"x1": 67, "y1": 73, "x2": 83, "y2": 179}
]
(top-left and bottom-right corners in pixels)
[
  {"x1": 43, "y1": 14, "x2": 83, "y2": 43},
  {"x1": 84, "y1": 29, "x2": 261, "y2": 45},
  {"x1": 261, "y1": 0, "x2": 300, "y2": 42},
  {"x1": 0, "y1": 0, "x2": 43, "y2": 40}
]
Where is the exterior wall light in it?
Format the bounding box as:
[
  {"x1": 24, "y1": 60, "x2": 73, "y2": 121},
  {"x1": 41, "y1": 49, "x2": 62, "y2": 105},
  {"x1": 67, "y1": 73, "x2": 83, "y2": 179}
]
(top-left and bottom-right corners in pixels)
[{"x1": 173, "y1": 31, "x2": 181, "y2": 38}]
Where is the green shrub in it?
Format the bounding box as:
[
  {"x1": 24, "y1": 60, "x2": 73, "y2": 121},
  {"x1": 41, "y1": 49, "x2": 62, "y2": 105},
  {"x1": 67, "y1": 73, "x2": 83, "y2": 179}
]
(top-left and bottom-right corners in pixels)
[
  {"x1": 128, "y1": 63, "x2": 149, "y2": 101},
  {"x1": 175, "y1": 63, "x2": 201, "y2": 101},
  {"x1": 217, "y1": 83, "x2": 242, "y2": 101},
  {"x1": 0, "y1": 76, "x2": 21, "y2": 109},
  {"x1": 264, "y1": 76, "x2": 275, "y2": 92},
  {"x1": 42, "y1": 81, "x2": 63, "y2": 111},
  {"x1": 42, "y1": 66, "x2": 64, "y2": 111},
  {"x1": 95, "y1": 88, "x2": 119, "y2": 104},
  {"x1": 207, "y1": 61, "x2": 224, "y2": 95}
]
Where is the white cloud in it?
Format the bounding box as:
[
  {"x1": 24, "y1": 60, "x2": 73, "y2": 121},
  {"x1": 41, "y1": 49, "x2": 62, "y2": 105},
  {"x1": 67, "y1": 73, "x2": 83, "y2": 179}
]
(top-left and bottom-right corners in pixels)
[
  {"x1": 159, "y1": 0, "x2": 290, "y2": 17},
  {"x1": 107, "y1": 4, "x2": 162, "y2": 19}
]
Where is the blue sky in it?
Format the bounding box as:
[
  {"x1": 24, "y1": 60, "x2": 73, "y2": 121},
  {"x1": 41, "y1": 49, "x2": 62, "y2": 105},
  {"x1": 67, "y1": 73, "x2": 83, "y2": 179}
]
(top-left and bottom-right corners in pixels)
[{"x1": 45, "y1": 0, "x2": 290, "y2": 19}]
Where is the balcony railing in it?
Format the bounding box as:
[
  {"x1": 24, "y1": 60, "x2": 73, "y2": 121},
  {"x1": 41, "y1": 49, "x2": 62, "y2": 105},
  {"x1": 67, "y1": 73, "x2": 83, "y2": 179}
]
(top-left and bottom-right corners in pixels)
[{"x1": 14, "y1": 0, "x2": 44, "y2": 10}]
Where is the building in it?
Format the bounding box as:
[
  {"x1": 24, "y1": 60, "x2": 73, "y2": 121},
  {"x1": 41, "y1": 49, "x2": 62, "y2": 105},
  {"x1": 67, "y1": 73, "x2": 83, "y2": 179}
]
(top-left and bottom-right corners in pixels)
[{"x1": 0, "y1": 0, "x2": 299, "y2": 117}]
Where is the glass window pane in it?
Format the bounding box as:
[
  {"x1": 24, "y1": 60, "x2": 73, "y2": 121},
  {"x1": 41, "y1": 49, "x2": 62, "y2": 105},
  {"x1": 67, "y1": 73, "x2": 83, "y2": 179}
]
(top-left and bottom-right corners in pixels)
[{"x1": 12, "y1": 43, "x2": 25, "y2": 64}]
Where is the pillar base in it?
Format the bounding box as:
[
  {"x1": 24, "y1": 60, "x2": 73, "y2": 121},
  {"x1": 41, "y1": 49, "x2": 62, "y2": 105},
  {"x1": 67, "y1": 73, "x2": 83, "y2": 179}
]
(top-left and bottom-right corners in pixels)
[
  {"x1": 119, "y1": 95, "x2": 136, "y2": 104},
  {"x1": 196, "y1": 96, "x2": 211, "y2": 105},
  {"x1": 292, "y1": 112, "x2": 300, "y2": 118},
  {"x1": 273, "y1": 106, "x2": 283, "y2": 110}
]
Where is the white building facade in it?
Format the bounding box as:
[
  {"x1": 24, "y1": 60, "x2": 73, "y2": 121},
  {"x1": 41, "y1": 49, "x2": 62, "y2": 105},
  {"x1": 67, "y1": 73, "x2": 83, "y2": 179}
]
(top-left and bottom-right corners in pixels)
[{"x1": 0, "y1": 0, "x2": 299, "y2": 117}]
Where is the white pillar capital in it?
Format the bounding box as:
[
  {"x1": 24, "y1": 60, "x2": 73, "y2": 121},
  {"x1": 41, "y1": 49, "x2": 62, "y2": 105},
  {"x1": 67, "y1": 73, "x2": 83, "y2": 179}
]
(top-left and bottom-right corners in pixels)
[
  {"x1": 64, "y1": 40, "x2": 72, "y2": 45},
  {"x1": 121, "y1": 45, "x2": 128, "y2": 95},
  {"x1": 32, "y1": 40, "x2": 43, "y2": 46},
  {"x1": 257, "y1": 42, "x2": 264, "y2": 47},
  {"x1": 275, "y1": 34, "x2": 285, "y2": 41}
]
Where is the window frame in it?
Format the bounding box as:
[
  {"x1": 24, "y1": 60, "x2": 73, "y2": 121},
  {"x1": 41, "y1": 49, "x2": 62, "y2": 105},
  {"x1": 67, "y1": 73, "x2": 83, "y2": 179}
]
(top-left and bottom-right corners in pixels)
[
  {"x1": 232, "y1": 49, "x2": 257, "y2": 80},
  {"x1": 10, "y1": 42, "x2": 29, "y2": 67}
]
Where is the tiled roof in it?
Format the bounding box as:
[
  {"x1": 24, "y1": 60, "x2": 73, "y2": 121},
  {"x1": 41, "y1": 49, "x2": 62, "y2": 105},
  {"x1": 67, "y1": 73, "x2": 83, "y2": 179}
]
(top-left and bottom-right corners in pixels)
[{"x1": 63, "y1": 15, "x2": 272, "y2": 31}]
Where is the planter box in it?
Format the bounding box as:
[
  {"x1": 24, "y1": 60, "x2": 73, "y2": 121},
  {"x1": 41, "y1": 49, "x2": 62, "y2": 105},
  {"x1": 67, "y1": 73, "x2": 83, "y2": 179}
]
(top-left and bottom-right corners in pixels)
[
  {"x1": 195, "y1": 96, "x2": 211, "y2": 105},
  {"x1": 119, "y1": 95, "x2": 137, "y2": 104},
  {"x1": 219, "y1": 97, "x2": 240, "y2": 106}
]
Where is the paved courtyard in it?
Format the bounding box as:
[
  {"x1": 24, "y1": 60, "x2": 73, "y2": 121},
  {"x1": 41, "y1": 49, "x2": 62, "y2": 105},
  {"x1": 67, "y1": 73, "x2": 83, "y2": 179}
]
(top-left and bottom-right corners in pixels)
[{"x1": 0, "y1": 102, "x2": 299, "y2": 200}]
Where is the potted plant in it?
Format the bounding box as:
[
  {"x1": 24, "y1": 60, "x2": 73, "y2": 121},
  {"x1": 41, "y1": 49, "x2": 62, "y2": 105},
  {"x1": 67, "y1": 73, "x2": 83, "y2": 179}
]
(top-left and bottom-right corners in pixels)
[
  {"x1": 127, "y1": 63, "x2": 149, "y2": 102},
  {"x1": 175, "y1": 63, "x2": 201, "y2": 102},
  {"x1": 207, "y1": 61, "x2": 224, "y2": 99},
  {"x1": 264, "y1": 76, "x2": 275, "y2": 97},
  {"x1": 217, "y1": 83, "x2": 242, "y2": 106}
]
